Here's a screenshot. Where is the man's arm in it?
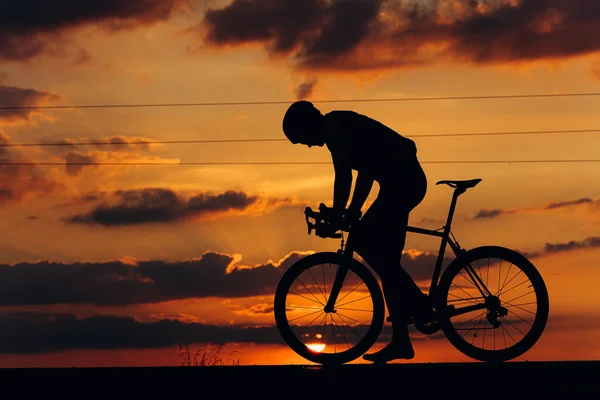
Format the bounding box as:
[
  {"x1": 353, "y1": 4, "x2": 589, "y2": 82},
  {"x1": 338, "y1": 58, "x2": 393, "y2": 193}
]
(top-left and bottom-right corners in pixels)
[
  {"x1": 348, "y1": 171, "x2": 373, "y2": 215},
  {"x1": 325, "y1": 119, "x2": 352, "y2": 215},
  {"x1": 332, "y1": 161, "x2": 352, "y2": 214}
]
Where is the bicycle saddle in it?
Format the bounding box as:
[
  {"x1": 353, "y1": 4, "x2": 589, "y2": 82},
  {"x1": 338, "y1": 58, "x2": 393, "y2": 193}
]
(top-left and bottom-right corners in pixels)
[{"x1": 436, "y1": 178, "x2": 482, "y2": 190}]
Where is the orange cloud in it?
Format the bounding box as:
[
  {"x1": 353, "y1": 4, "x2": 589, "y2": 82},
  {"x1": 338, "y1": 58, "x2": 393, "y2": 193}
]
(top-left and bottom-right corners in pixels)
[{"x1": 0, "y1": 130, "x2": 66, "y2": 204}]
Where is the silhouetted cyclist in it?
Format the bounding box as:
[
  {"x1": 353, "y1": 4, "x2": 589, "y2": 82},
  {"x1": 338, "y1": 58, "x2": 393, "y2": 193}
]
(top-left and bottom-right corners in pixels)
[{"x1": 282, "y1": 100, "x2": 434, "y2": 363}]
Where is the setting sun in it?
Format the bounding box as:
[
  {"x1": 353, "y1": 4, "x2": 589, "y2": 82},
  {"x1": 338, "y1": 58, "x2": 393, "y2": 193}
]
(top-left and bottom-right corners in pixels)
[{"x1": 307, "y1": 344, "x2": 326, "y2": 353}]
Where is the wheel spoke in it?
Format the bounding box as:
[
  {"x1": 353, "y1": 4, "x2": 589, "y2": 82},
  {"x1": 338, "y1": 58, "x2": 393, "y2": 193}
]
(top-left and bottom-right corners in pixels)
[
  {"x1": 449, "y1": 281, "x2": 481, "y2": 303},
  {"x1": 505, "y1": 309, "x2": 534, "y2": 332},
  {"x1": 291, "y1": 277, "x2": 326, "y2": 307},
  {"x1": 499, "y1": 318, "x2": 520, "y2": 344},
  {"x1": 306, "y1": 265, "x2": 329, "y2": 305},
  {"x1": 447, "y1": 290, "x2": 484, "y2": 307},
  {"x1": 497, "y1": 262, "x2": 514, "y2": 297},
  {"x1": 336, "y1": 293, "x2": 376, "y2": 309},
  {"x1": 293, "y1": 310, "x2": 327, "y2": 337},
  {"x1": 499, "y1": 277, "x2": 530, "y2": 298},
  {"x1": 497, "y1": 269, "x2": 523, "y2": 297},
  {"x1": 322, "y1": 264, "x2": 328, "y2": 303},
  {"x1": 335, "y1": 272, "x2": 368, "y2": 306},
  {"x1": 286, "y1": 308, "x2": 323, "y2": 324},
  {"x1": 454, "y1": 309, "x2": 486, "y2": 332},
  {"x1": 333, "y1": 313, "x2": 368, "y2": 346}
]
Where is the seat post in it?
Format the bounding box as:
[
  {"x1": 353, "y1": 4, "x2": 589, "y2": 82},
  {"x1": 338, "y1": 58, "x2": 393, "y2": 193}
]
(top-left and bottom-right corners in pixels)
[{"x1": 444, "y1": 187, "x2": 464, "y2": 231}]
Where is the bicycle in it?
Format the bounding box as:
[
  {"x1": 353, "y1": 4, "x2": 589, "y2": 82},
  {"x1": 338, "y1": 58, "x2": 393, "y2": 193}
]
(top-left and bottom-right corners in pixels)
[{"x1": 274, "y1": 178, "x2": 549, "y2": 365}]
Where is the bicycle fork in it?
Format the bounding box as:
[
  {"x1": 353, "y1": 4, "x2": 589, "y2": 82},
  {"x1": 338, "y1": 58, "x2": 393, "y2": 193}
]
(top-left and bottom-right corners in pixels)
[{"x1": 323, "y1": 249, "x2": 352, "y2": 313}]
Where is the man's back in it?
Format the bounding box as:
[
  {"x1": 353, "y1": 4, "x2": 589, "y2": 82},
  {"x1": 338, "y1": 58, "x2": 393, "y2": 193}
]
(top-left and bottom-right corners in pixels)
[{"x1": 323, "y1": 110, "x2": 417, "y2": 179}]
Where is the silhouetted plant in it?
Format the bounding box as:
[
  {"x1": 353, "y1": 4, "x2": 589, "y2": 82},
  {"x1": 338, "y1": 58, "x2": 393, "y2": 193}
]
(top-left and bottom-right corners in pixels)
[{"x1": 178, "y1": 344, "x2": 240, "y2": 366}]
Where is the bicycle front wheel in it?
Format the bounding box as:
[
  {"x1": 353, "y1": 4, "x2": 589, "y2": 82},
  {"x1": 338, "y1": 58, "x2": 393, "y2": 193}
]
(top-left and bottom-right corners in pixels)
[
  {"x1": 274, "y1": 252, "x2": 385, "y2": 365},
  {"x1": 437, "y1": 246, "x2": 549, "y2": 362}
]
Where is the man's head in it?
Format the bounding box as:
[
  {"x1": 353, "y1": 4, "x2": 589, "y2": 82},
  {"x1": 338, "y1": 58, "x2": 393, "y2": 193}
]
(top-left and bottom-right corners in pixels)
[{"x1": 282, "y1": 100, "x2": 325, "y2": 147}]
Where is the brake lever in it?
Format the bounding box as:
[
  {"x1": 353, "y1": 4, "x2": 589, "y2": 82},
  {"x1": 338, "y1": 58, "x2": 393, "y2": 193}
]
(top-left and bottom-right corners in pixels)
[
  {"x1": 305, "y1": 205, "x2": 343, "y2": 238},
  {"x1": 304, "y1": 207, "x2": 317, "y2": 235}
]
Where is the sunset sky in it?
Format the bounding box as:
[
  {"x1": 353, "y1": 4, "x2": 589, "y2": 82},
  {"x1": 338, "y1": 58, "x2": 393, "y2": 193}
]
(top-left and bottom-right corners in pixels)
[{"x1": 2, "y1": 0, "x2": 600, "y2": 367}]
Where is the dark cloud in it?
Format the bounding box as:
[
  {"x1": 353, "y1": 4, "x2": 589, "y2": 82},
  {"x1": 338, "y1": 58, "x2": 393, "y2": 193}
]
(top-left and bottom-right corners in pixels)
[
  {"x1": 201, "y1": 0, "x2": 326, "y2": 53},
  {"x1": 295, "y1": 78, "x2": 318, "y2": 100},
  {"x1": 0, "y1": 246, "x2": 448, "y2": 307},
  {"x1": 544, "y1": 198, "x2": 593, "y2": 210},
  {"x1": 73, "y1": 48, "x2": 92, "y2": 66},
  {"x1": 544, "y1": 236, "x2": 600, "y2": 254},
  {"x1": 64, "y1": 188, "x2": 292, "y2": 226},
  {"x1": 34, "y1": 135, "x2": 161, "y2": 176},
  {"x1": 39, "y1": 136, "x2": 156, "y2": 154},
  {"x1": 0, "y1": 312, "x2": 283, "y2": 353},
  {"x1": 0, "y1": 251, "x2": 307, "y2": 306},
  {"x1": 64, "y1": 152, "x2": 97, "y2": 176},
  {"x1": 473, "y1": 197, "x2": 596, "y2": 220},
  {"x1": 507, "y1": 235, "x2": 600, "y2": 260},
  {"x1": 474, "y1": 208, "x2": 506, "y2": 219},
  {"x1": 0, "y1": 233, "x2": 590, "y2": 309},
  {"x1": 418, "y1": 216, "x2": 445, "y2": 226},
  {"x1": 400, "y1": 250, "x2": 453, "y2": 284},
  {"x1": 196, "y1": 0, "x2": 600, "y2": 71},
  {"x1": 0, "y1": 85, "x2": 62, "y2": 123},
  {"x1": 1, "y1": 309, "x2": 593, "y2": 354},
  {"x1": 0, "y1": 0, "x2": 190, "y2": 62}
]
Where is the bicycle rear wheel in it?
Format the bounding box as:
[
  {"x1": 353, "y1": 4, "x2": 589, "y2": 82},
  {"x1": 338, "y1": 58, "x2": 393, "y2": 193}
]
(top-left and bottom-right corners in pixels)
[
  {"x1": 274, "y1": 252, "x2": 385, "y2": 365},
  {"x1": 437, "y1": 246, "x2": 549, "y2": 362}
]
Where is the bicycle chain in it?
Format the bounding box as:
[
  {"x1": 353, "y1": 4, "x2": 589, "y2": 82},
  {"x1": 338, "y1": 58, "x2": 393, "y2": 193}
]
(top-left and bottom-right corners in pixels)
[
  {"x1": 388, "y1": 315, "x2": 441, "y2": 335},
  {"x1": 415, "y1": 320, "x2": 441, "y2": 335}
]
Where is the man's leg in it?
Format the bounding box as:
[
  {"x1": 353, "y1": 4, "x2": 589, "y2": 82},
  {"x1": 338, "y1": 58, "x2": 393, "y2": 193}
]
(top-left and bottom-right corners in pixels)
[{"x1": 352, "y1": 201, "x2": 416, "y2": 362}]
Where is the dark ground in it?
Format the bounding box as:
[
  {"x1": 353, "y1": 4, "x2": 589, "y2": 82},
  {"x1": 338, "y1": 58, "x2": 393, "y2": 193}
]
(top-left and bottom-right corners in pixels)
[{"x1": 2, "y1": 361, "x2": 599, "y2": 397}]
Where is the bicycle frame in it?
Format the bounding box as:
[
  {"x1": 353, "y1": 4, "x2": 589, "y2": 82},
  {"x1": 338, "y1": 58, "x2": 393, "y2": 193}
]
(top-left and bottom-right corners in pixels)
[{"x1": 324, "y1": 182, "x2": 494, "y2": 314}]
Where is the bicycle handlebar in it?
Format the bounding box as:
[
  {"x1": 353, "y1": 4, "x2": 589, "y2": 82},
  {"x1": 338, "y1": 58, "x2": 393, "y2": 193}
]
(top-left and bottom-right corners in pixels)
[{"x1": 304, "y1": 203, "x2": 361, "y2": 239}]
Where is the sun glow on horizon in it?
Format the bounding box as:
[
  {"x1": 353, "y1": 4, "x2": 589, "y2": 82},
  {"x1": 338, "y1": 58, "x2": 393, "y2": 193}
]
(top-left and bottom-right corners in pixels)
[{"x1": 307, "y1": 343, "x2": 326, "y2": 353}]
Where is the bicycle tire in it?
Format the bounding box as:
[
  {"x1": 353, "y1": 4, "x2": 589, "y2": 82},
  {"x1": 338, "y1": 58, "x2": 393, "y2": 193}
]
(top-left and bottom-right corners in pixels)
[
  {"x1": 436, "y1": 246, "x2": 549, "y2": 362},
  {"x1": 274, "y1": 252, "x2": 385, "y2": 365}
]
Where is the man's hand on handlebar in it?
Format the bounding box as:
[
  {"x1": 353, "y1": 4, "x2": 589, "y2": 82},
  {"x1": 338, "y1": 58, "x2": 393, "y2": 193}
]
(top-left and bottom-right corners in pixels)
[
  {"x1": 343, "y1": 208, "x2": 362, "y2": 229},
  {"x1": 304, "y1": 203, "x2": 362, "y2": 239}
]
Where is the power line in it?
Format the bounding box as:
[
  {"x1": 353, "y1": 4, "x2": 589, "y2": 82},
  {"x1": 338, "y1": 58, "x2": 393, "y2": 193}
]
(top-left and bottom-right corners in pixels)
[
  {"x1": 2, "y1": 92, "x2": 600, "y2": 110},
  {"x1": 410, "y1": 129, "x2": 600, "y2": 138},
  {"x1": 2, "y1": 129, "x2": 599, "y2": 147},
  {"x1": 0, "y1": 138, "x2": 286, "y2": 147},
  {"x1": 3, "y1": 159, "x2": 600, "y2": 166}
]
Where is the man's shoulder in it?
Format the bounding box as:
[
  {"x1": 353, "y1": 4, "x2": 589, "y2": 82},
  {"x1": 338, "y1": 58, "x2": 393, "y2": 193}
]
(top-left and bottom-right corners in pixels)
[
  {"x1": 323, "y1": 110, "x2": 351, "y2": 130},
  {"x1": 324, "y1": 110, "x2": 359, "y2": 120}
]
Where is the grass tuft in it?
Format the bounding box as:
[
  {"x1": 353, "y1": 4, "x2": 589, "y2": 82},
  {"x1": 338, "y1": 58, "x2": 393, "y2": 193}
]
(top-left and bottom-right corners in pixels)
[{"x1": 178, "y1": 344, "x2": 240, "y2": 366}]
